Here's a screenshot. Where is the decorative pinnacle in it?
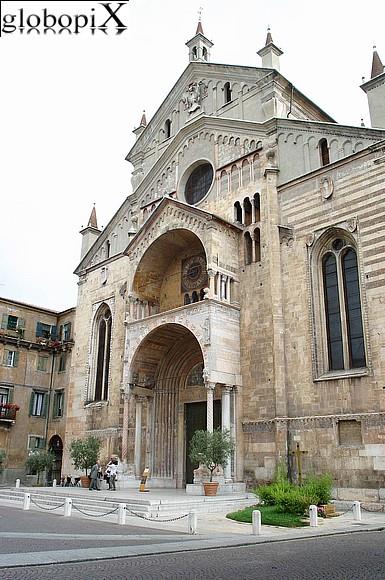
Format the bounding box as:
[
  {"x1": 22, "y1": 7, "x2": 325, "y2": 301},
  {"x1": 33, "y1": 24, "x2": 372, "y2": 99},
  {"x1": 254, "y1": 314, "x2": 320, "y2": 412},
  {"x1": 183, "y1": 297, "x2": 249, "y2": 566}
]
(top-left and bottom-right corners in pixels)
[
  {"x1": 265, "y1": 25, "x2": 273, "y2": 46},
  {"x1": 196, "y1": 7, "x2": 204, "y2": 34}
]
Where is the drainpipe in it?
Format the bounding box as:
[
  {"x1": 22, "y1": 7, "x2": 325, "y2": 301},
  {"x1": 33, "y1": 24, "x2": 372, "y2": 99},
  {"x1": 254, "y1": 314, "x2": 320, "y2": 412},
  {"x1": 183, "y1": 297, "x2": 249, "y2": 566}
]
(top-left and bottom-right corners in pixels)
[
  {"x1": 44, "y1": 349, "x2": 56, "y2": 451},
  {"x1": 287, "y1": 83, "x2": 294, "y2": 118}
]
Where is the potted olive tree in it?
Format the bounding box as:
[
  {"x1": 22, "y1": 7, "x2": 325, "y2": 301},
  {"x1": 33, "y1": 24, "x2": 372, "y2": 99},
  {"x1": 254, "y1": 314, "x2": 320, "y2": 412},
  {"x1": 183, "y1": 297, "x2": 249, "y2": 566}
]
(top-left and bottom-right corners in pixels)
[
  {"x1": 25, "y1": 450, "x2": 55, "y2": 485},
  {"x1": 189, "y1": 428, "x2": 234, "y2": 496},
  {"x1": 69, "y1": 436, "x2": 101, "y2": 487}
]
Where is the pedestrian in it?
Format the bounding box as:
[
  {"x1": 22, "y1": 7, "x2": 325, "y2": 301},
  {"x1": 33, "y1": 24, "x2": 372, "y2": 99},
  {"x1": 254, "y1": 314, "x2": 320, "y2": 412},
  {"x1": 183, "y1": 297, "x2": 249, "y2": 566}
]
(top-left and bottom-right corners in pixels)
[
  {"x1": 106, "y1": 458, "x2": 118, "y2": 490},
  {"x1": 89, "y1": 460, "x2": 100, "y2": 491}
]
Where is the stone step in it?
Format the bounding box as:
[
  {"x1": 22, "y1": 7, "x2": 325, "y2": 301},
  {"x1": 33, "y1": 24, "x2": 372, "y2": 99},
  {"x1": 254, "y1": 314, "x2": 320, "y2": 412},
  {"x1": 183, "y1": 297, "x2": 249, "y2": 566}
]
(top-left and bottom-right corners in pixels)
[{"x1": 0, "y1": 488, "x2": 256, "y2": 516}]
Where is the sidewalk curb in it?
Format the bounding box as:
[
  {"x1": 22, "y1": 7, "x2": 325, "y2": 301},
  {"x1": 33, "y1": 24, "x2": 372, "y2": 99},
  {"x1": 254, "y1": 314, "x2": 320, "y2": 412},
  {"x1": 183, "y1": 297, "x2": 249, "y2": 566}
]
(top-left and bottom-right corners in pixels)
[{"x1": 0, "y1": 524, "x2": 384, "y2": 569}]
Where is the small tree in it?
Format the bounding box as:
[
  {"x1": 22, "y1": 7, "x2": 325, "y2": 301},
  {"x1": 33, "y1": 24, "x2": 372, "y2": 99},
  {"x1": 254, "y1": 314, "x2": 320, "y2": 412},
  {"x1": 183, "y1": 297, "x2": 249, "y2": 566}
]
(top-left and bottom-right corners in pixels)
[
  {"x1": 189, "y1": 429, "x2": 234, "y2": 482},
  {"x1": 69, "y1": 436, "x2": 101, "y2": 476},
  {"x1": 25, "y1": 451, "x2": 54, "y2": 484}
]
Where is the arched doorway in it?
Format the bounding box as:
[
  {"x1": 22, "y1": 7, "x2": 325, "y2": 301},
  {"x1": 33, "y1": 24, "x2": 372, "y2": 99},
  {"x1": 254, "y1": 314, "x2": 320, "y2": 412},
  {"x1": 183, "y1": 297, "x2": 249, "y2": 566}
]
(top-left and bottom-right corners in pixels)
[
  {"x1": 48, "y1": 435, "x2": 63, "y2": 484},
  {"x1": 129, "y1": 323, "x2": 221, "y2": 487}
]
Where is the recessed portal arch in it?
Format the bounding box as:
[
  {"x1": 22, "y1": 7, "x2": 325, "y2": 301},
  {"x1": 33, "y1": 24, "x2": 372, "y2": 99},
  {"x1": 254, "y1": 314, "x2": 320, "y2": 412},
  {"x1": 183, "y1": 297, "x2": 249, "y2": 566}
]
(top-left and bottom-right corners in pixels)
[
  {"x1": 132, "y1": 229, "x2": 208, "y2": 314},
  {"x1": 129, "y1": 323, "x2": 215, "y2": 487}
]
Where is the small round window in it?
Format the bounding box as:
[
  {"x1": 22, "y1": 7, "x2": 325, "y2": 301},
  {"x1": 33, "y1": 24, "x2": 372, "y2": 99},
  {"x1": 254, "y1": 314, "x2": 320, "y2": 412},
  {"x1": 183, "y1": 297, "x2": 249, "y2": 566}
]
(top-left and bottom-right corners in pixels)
[{"x1": 185, "y1": 163, "x2": 214, "y2": 205}]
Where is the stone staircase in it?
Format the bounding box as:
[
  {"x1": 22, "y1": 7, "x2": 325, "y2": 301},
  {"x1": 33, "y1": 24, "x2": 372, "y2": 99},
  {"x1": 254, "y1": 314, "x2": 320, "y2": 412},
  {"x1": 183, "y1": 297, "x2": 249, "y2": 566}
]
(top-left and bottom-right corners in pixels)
[{"x1": 0, "y1": 488, "x2": 256, "y2": 518}]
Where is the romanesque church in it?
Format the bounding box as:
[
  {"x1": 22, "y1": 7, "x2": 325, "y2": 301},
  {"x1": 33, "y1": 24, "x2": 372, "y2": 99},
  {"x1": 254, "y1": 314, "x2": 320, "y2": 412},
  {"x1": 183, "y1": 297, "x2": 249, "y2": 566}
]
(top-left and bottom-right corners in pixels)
[{"x1": 64, "y1": 22, "x2": 385, "y2": 491}]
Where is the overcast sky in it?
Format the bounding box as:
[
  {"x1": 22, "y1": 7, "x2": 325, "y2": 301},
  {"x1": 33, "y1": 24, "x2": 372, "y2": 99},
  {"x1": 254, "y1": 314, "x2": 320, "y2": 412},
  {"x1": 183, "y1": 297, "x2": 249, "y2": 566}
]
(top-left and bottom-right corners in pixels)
[{"x1": 1, "y1": 0, "x2": 384, "y2": 311}]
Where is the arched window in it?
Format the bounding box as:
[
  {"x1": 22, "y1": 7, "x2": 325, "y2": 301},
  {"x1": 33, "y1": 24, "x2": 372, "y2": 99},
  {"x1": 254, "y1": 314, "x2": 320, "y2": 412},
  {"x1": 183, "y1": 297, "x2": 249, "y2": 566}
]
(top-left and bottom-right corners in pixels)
[
  {"x1": 192, "y1": 46, "x2": 198, "y2": 59},
  {"x1": 322, "y1": 241, "x2": 366, "y2": 371},
  {"x1": 254, "y1": 228, "x2": 261, "y2": 262},
  {"x1": 93, "y1": 305, "x2": 112, "y2": 401},
  {"x1": 191, "y1": 291, "x2": 199, "y2": 303},
  {"x1": 224, "y1": 82, "x2": 232, "y2": 104},
  {"x1": 244, "y1": 197, "x2": 252, "y2": 226},
  {"x1": 234, "y1": 201, "x2": 242, "y2": 223},
  {"x1": 184, "y1": 293, "x2": 191, "y2": 305},
  {"x1": 202, "y1": 47, "x2": 208, "y2": 61},
  {"x1": 106, "y1": 240, "x2": 111, "y2": 259},
  {"x1": 220, "y1": 170, "x2": 228, "y2": 195},
  {"x1": 165, "y1": 119, "x2": 171, "y2": 139},
  {"x1": 230, "y1": 165, "x2": 239, "y2": 191},
  {"x1": 242, "y1": 159, "x2": 250, "y2": 186},
  {"x1": 143, "y1": 208, "x2": 148, "y2": 222},
  {"x1": 319, "y1": 138, "x2": 330, "y2": 166},
  {"x1": 254, "y1": 193, "x2": 260, "y2": 222},
  {"x1": 244, "y1": 232, "x2": 252, "y2": 265}
]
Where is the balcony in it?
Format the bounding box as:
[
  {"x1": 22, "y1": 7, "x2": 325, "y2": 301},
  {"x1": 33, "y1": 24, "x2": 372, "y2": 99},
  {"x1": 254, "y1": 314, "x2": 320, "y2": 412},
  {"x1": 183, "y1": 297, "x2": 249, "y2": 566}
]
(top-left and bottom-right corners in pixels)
[{"x1": 0, "y1": 404, "x2": 19, "y2": 423}]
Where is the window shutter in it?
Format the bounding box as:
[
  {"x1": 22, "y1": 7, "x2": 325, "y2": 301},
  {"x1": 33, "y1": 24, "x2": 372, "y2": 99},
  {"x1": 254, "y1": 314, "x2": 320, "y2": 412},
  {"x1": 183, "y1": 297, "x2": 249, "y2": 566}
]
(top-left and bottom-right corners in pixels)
[
  {"x1": 2, "y1": 350, "x2": 8, "y2": 365},
  {"x1": 29, "y1": 392, "x2": 35, "y2": 416},
  {"x1": 38, "y1": 438, "x2": 46, "y2": 449},
  {"x1": 8, "y1": 388, "x2": 14, "y2": 403},
  {"x1": 29, "y1": 436, "x2": 36, "y2": 449},
  {"x1": 52, "y1": 392, "x2": 57, "y2": 417},
  {"x1": 66, "y1": 322, "x2": 72, "y2": 340},
  {"x1": 59, "y1": 325, "x2": 63, "y2": 341},
  {"x1": 41, "y1": 393, "x2": 48, "y2": 418},
  {"x1": 1, "y1": 314, "x2": 8, "y2": 329},
  {"x1": 36, "y1": 322, "x2": 43, "y2": 338},
  {"x1": 13, "y1": 351, "x2": 19, "y2": 367},
  {"x1": 51, "y1": 326, "x2": 57, "y2": 340},
  {"x1": 17, "y1": 318, "x2": 25, "y2": 329}
]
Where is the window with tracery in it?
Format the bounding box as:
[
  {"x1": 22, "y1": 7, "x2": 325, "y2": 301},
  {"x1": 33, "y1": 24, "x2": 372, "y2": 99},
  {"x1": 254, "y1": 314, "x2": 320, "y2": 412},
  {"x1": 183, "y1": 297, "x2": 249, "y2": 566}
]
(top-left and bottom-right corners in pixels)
[
  {"x1": 93, "y1": 305, "x2": 112, "y2": 401},
  {"x1": 322, "y1": 239, "x2": 366, "y2": 371}
]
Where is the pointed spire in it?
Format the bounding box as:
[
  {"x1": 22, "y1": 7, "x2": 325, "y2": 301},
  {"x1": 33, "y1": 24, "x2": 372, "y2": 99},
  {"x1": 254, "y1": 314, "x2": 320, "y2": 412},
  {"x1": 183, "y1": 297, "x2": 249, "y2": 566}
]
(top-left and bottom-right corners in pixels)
[
  {"x1": 140, "y1": 110, "x2": 147, "y2": 127},
  {"x1": 87, "y1": 204, "x2": 98, "y2": 229},
  {"x1": 196, "y1": 6, "x2": 203, "y2": 34},
  {"x1": 265, "y1": 26, "x2": 273, "y2": 46},
  {"x1": 371, "y1": 46, "x2": 384, "y2": 79},
  {"x1": 257, "y1": 26, "x2": 283, "y2": 71}
]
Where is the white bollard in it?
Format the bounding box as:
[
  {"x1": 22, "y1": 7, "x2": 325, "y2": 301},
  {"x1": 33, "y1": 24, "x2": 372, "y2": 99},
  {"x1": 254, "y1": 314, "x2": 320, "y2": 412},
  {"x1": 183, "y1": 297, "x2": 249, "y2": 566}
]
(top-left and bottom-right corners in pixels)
[
  {"x1": 64, "y1": 498, "x2": 72, "y2": 517},
  {"x1": 15, "y1": 479, "x2": 20, "y2": 489},
  {"x1": 188, "y1": 511, "x2": 197, "y2": 535},
  {"x1": 118, "y1": 503, "x2": 126, "y2": 525},
  {"x1": 52, "y1": 479, "x2": 57, "y2": 488},
  {"x1": 23, "y1": 493, "x2": 30, "y2": 511},
  {"x1": 252, "y1": 510, "x2": 262, "y2": 535},
  {"x1": 309, "y1": 504, "x2": 318, "y2": 527},
  {"x1": 353, "y1": 501, "x2": 362, "y2": 521}
]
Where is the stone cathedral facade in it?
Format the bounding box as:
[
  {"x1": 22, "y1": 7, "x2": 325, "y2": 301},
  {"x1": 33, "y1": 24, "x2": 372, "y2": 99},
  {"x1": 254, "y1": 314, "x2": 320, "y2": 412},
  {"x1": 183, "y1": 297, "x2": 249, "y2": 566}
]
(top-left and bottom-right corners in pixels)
[{"x1": 64, "y1": 24, "x2": 385, "y2": 491}]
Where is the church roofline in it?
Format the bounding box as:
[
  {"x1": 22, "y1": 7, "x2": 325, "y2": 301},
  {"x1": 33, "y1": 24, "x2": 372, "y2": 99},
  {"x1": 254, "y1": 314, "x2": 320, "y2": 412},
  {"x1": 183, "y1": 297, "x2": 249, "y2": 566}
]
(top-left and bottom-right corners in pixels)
[
  {"x1": 123, "y1": 196, "x2": 242, "y2": 257},
  {"x1": 126, "y1": 62, "x2": 336, "y2": 161},
  {"x1": 277, "y1": 138, "x2": 385, "y2": 191}
]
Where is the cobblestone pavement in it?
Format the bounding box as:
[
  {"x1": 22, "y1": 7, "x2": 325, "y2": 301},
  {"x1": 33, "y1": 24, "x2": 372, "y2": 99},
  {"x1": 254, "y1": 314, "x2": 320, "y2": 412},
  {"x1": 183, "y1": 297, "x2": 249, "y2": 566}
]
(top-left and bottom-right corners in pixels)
[{"x1": 1, "y1": 531, "x2": 385, "y2": 579}]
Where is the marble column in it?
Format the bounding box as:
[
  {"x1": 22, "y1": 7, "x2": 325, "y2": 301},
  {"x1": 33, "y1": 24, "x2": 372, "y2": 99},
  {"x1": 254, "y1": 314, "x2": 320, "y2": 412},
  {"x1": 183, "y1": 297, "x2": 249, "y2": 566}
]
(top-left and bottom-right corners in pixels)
[
  {"x1": 205, "y1": 382, "x2": 215, "y2": 433},
  {"x1": 207, "y1": 269, "x2": 216, "y2": 299},
  {"x1": 222, "y1": 386, "x2": 232, "y2": 481},
  {"x1": 121, "y1": 393, "x2": 130, "y2": 463},
  {"x1": 134, "y1": 396, "x2": 143, "y2": 477}
]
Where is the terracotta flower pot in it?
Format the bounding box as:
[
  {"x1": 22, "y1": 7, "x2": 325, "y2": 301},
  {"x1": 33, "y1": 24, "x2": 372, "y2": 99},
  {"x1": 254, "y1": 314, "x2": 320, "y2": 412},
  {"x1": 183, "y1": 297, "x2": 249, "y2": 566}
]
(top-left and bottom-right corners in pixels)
[{"x1": 203, "y1": 482, "x2": 219, "y2": 496}]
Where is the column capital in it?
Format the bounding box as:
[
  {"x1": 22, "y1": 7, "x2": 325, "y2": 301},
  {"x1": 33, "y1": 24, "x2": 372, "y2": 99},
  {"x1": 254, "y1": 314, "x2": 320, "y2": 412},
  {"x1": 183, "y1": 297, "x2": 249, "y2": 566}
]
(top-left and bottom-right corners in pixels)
[
  {"x1": 222, "y1": 384, "x2": 233, "y2": 393},
  {"x1": 207, "y1": 268, "x2": 216, "y2": 278},
  {"x1": 204, "y1": 381, "x2": 216, "y2": 392}
]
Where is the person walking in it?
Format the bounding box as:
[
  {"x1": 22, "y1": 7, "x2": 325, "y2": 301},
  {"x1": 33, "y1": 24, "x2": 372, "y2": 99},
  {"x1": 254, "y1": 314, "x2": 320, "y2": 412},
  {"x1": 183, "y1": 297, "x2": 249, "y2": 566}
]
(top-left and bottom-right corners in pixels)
[
  {"x1": 89, "y1": 460, "x2": 100, "y2": 491},
  {"x1": 107, "y1": 459, "x2": 118, "y2": 491}
]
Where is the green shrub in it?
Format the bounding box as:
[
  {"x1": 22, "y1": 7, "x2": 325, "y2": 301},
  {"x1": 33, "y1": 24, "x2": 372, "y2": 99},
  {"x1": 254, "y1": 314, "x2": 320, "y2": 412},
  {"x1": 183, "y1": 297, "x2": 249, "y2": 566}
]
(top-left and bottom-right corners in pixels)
[
  {"x1": 256, "y1": 480, "x2": 293, "y2": 506},
  {"x1": 303, "y1": 473, "x2": 333, "y2": 505},
  {"x1": 275, "y1": 487, "x2": 318, "y2": 515}
]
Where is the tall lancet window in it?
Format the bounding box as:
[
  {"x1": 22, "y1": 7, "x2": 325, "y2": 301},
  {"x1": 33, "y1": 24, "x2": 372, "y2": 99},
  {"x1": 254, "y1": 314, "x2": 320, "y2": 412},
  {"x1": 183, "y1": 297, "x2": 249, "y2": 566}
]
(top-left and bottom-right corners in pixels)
[
  {"x1": 93, "y1": 305, "x2": 112, "y2": 401},
  {"x1": 322, "y1": 240, "x2": 366, "y2": 371}
]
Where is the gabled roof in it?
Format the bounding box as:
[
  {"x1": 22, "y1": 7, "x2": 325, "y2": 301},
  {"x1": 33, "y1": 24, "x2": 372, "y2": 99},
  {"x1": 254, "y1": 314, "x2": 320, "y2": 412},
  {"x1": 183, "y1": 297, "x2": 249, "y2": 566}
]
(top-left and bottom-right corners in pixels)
[
  {"x1": 126, "y1": 61, "x2": 335, "y2": 162},
  {"x1": 123, "y1": 196, "x2": 242, "y2": 257}
]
